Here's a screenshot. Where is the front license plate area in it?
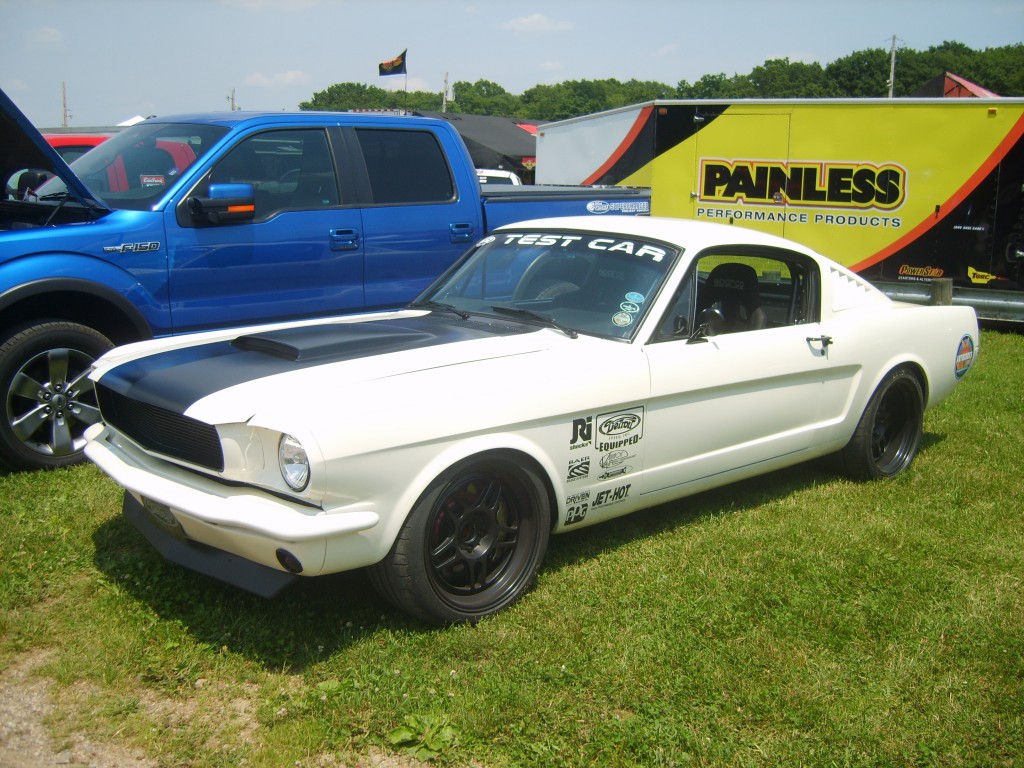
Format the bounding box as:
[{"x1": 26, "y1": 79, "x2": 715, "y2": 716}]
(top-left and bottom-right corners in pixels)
[{"x1": 141, "y1": 497, "x2": 186, "y2": 541}]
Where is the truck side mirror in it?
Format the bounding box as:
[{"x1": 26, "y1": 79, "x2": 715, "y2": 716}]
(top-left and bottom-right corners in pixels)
[{"x1": 188, "y1": 182, "x2": 256, "y2": 224}]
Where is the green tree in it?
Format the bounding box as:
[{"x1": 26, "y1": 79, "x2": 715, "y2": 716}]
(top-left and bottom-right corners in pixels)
[{"x1": 449, "y1": 80, "x2": 520, "y2": 117}]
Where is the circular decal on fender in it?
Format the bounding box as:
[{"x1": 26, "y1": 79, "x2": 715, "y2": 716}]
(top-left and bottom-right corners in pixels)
[
  {"x1": 612, "y1": 312, "x2": 633, "y2": 327},
  {"x1": 954, "y1": 335, "x2": 975, "y2": 379}
]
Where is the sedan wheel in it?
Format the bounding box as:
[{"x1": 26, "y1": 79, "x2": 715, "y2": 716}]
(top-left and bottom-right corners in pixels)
[
  {"x1": 370, "y1": 454, "x2": 550, "y2": 624},
  {"x1": 0, "y1": 321, "x2": 113, "y2": 471},
  {"x1": 840, "y1": 366, "x2": 924, "y2": 480}
]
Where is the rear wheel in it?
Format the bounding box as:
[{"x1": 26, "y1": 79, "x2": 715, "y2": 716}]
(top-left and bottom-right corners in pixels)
[
  {"x1": 0, "y1": 321, "x2": 114, "y2": 471},
  {"x1": 369, "y1": 454, "x2": 550, "y2": 624},
  {"x1": 840, "y1": 367, "x2": 923, "y2": 480}
]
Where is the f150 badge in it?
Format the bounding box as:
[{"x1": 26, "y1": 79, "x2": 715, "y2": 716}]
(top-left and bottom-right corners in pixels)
[{"x1": 102, "y1": 241, "x2": 161, "y2": 254}]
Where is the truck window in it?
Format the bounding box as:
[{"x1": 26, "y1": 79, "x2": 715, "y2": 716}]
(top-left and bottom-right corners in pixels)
[
  {"x1": 354, "y1": 128, "x2": 455, "y2": 205},
  {"x1": 204, "y1": 129, "x2": 340, "y2": 219}
]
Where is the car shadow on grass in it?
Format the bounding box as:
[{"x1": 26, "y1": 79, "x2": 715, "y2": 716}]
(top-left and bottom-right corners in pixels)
[{"x1": 88, "y1": 434, "x2": 946, "y2": 670}]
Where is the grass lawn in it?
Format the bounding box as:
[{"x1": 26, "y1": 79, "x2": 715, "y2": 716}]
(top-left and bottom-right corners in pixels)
[{"x1": 1, "y1": 329, "x2": 1021, "y2": 767}]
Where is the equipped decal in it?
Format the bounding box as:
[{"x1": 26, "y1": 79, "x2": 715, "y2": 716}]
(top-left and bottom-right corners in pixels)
[
  {"x1": 596, "y1": 407, "x2": 644, "y2": 452},
  {"x1": 612, "y1": 312, "x2": 633, "y2": 327},
  {"x1": 954, "y1": 335, "x2": 976, "y2": 379}
]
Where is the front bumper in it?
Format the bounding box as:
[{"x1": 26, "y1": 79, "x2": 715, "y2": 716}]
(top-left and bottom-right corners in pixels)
[{"x1": 84, "y1": 424, "x2": 382, "y2": 587}]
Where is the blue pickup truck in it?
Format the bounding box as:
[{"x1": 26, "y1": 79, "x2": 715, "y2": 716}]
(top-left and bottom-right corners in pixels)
[{"x1": 0, "y1": 89, "x2": 650, "y2": 471}]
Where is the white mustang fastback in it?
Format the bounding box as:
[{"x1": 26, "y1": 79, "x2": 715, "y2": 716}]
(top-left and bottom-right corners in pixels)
[{"x1": 85, "y1": 216, "x2": 979, "y2": 624}]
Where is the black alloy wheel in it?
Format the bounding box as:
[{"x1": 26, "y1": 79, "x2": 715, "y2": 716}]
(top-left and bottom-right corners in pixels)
[{"x1": 370, "y1": 455, "x2": 550, "y2": 624}]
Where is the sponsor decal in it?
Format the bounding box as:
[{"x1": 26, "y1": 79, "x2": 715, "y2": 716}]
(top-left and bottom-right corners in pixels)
[
  {"x1": 140, "y1": 175, "x2": 166, "y2": 187},
  {"x1": 586, "y1": 200, "x2": 652, "y2": 215},
  {"x1": 612, "y1": 312, "x2": 633, "y2": 327},
  {"x1": 899, "y1": 265, "x2": 945, "y2": 279},
  {"x1": 567, "y1": 456, "x2": 591, "y2": 482},
  {"x1": 625, "y1": 292, "x2": 645, "y2": 303},
  {"x1": 570, "y1": 416, "x2": 592, "y2": 450},
  {"x1": 968, "y1": 266, "x2": 1000, "y2": 285},
  {"x1": 565, "y1": 490, "x2": 590, "y2": 525},
  {"x1": 599, "y1": 449, "x2": 634, "y2": 479},
  {"x1": 699, "y1": 158, "x2": 906, "y2": 210},
  {"x1": 620, "y1": 301, "x2": 640, "y2": 313},
  {"x1": 596, "y1": 407, "x2": 644, "y2": 452},
  {"x1": 593, "y1": 483, "x2": 631, "y2": 509},
  {"x1": 955, "y1": 335, "x2": 975, "y2": 379},
  {"x1": 102, "y1": 241, "x2": 161, "y2": 254}
]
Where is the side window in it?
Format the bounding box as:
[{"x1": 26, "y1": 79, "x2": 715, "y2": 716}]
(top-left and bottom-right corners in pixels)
[
  {"x1": 654, "y1": 248, "x2": 820, "y2": 340},
  {"x1": 207, "y1": 129, "x2": 339, "y2": 219},
  {"x1": 355, "y1": 128, "x2": 455, "y2": 205}
]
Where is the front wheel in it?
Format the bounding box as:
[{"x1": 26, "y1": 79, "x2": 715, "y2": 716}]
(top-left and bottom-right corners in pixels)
[
  {"x1": 0, "y1": 321, "x2": 114, "y2": 471},
  {"x1": 369, "y1": 455, "x2": 551, "y2": 624},
  {"x1": 839, "y1": 367, "x2": 924, "y2": 481}
]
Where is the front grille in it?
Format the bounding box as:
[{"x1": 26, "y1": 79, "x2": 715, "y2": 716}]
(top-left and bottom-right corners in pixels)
[{"x1": 96, "y1": 384, "x2": 224, "y2": 472}]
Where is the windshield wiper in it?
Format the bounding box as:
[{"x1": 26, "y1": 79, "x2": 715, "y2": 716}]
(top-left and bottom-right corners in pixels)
[
  {"x1": 489, "y1": 305, "x2": 578, "y2": 339},
  {"x1": 408, "y1": 300, "x2": 470, "y2": 320}
]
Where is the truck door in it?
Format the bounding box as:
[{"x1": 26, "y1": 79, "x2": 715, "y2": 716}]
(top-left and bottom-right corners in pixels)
[
  {"x1": 167, "y1": 128, "x2": 364, "y2": 332},
  {"x1": 690, "y1": 113, "x2": 792, "y2": 237},
  {"x1": 351, "y1": 127, "x2": 483, "y2": 308}
]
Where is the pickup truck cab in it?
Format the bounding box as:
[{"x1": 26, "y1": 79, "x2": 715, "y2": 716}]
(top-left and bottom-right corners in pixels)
[{"x1": 0, "y1": 88, "x2": 649, "y2": 470}]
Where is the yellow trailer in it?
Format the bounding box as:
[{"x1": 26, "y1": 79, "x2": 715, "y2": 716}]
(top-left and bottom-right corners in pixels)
[{"x1": 536, "y1": 99, "x2": 1024, "y2": 320}]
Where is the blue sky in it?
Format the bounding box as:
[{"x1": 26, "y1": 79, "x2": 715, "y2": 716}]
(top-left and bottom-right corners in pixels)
[{"x1": 1, "y1": 0, "x2": 1020, "y2": 127}]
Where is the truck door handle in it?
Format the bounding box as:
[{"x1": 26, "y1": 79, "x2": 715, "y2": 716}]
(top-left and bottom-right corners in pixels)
[
  {"x1": 450, "y1": 223, "x2": 474, "y2": 243},
  {"x1": 330, "y1": 228, "x2": 359, "y2": 251}
]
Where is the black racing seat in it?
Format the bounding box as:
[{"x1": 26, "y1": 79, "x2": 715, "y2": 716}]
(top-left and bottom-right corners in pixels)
[{"x1": 699, "y1": 262, "x2": 768, "y2": 333}]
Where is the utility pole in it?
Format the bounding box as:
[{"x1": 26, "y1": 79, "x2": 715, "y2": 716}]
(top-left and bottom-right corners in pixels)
[
  {"x1": 441, "y1": 72, "x2": 448, "y2": 113},
  {"x1": 888, "y1": 35, "x2": 897, "y2": 98},
  {"x1": 226, "y1": 88, "x2": 239, "y2": 111},
  {"x1": 61, "y1": 81, "x2": 70, "y2": 126}
]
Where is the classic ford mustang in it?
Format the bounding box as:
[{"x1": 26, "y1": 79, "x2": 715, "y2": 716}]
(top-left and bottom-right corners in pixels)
[{"x1": 84, "y1": 216, "x2": 978, "y2": 624}]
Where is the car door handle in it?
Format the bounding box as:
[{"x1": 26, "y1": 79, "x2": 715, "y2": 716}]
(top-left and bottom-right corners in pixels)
[
  {"x1": 330, "y1": 228, "x2": 359, "y2": 251},
  {"x1": 806, "y1": 335, "x2": 834, "y2": 355},
  {"x1": 450, "y1": 222, "x2": 475, "y2": 243}
]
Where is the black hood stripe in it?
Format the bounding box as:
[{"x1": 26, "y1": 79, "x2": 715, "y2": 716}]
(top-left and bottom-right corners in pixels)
[{"x1": 100, "y1": 315, "x2": 531, "y2": 415}]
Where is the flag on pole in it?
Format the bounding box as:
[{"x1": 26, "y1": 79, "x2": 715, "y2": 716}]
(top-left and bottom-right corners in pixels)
[{"x1": 378, "y1": 50, "x2": 407, "y2": 77}]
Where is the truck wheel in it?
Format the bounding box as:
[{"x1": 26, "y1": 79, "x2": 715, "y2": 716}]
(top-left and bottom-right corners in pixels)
[
  {"x1": 0, "y1": 321, "x2": 114, "y2": 471},
  {"x1": 839, "y1": 366, "x2": 923, "y2": 481},
  {"x1": 369, "y1": 454, "x2": 550, "y2": 624}
]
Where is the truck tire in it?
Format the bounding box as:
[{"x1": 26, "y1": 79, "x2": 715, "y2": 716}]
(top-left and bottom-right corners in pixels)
[{"x1": 0, "y1": 321, "x2": 114, "y2": 471}]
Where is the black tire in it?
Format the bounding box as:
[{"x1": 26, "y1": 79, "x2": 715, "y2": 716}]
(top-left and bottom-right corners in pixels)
[
  {"x1": 369, "y1": 454, "x2": 551, "y2": 625},
  {"x1": 0, "y1": 321, "x2": 114, "y2": 471},
  {"x1": 840, "y1": 366, "x2": 924, "y2": 481}
]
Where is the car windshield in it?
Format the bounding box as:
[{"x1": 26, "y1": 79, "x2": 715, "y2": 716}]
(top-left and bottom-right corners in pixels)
[
  {"x1": 418, "y1": 229, "x2": 679, "y2": 340},
  {"x1": 34, "y1": 122, "x2": 229, "y2": 211}
]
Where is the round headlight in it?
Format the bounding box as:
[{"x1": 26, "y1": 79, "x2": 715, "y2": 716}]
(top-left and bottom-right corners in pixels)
[{"x1": 278, "y1": 433, "x2": 310, "y2": 491}]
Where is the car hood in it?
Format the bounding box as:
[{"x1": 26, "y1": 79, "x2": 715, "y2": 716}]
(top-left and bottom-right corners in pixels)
[
  {"x1": 96, "y1": 312, "x2": 592, "y2": 425},
  {"x1": 1, "y1": 87, "x2": 110, "y2": 211}
]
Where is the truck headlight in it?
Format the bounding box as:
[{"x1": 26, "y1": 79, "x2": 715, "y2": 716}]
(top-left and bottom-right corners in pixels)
[{"x1": 278, "y1": 433, "x2": 310, "y2": 491}]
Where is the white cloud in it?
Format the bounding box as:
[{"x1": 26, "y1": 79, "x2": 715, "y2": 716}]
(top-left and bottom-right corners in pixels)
[
  {"x1": 28, "y1": 26, "x2": 62, "y2": 46},
  {"x1": 244, "y1": 70, "x2": 312, "y2": 88},
  {"x1": 501, "y1": 14, "x2": 574, "y2": 35}
]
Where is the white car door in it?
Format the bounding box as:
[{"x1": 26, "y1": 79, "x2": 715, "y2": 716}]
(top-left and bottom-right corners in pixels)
[{"x1": 639, "y1": 248, "x2": 852, "y2": 495}]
